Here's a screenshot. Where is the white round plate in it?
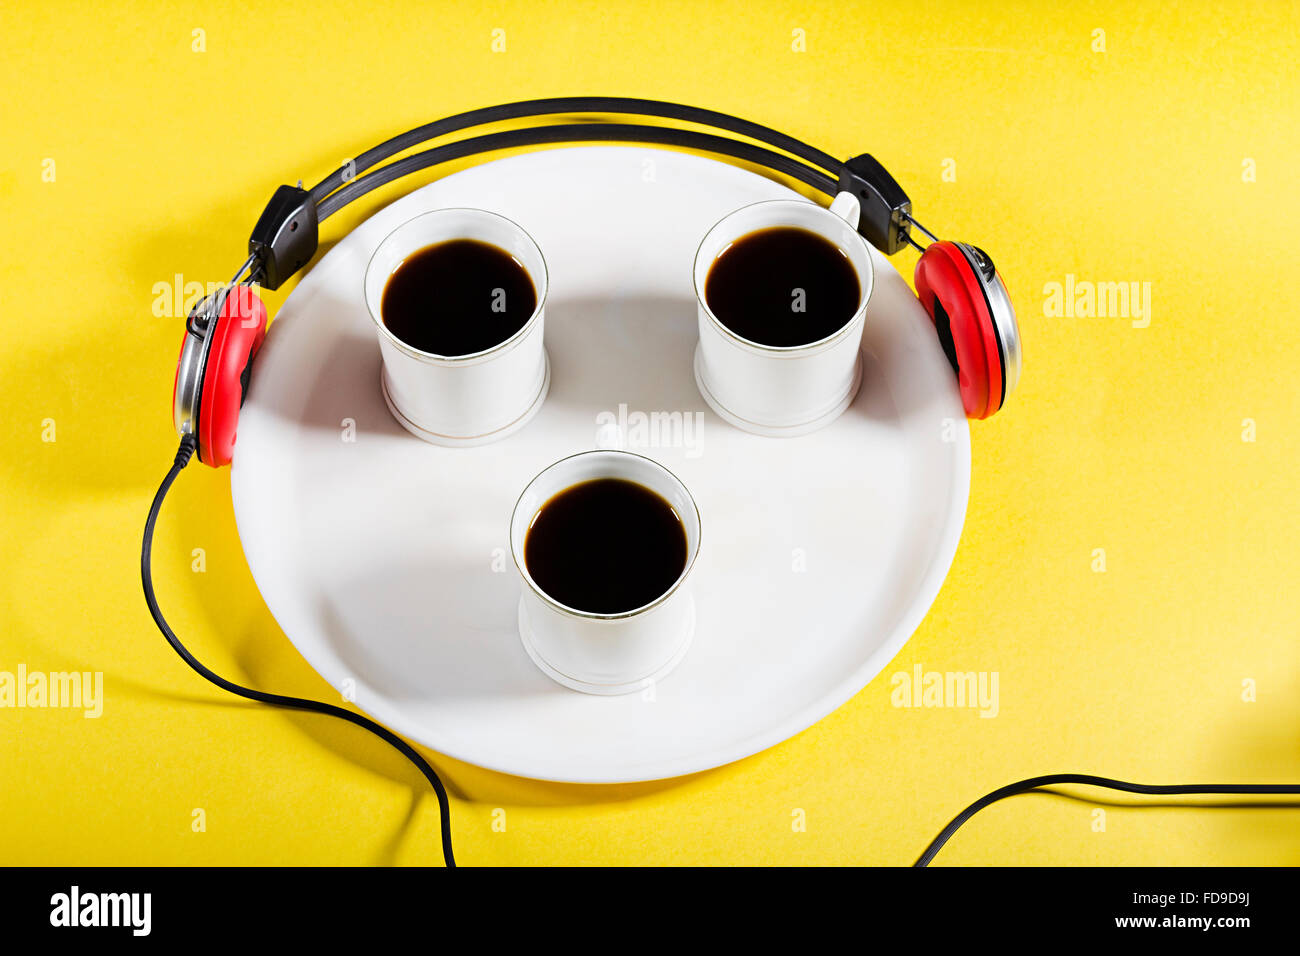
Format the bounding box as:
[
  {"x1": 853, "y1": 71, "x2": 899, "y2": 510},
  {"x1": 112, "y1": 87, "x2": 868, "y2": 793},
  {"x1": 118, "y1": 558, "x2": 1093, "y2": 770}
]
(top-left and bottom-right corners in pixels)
[{"x1": 231, "y1": 146, "x2": 970, "y2": 783}]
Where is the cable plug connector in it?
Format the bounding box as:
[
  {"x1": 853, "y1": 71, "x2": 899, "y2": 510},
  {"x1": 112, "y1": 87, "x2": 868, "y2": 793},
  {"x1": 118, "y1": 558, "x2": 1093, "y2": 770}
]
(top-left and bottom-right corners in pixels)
[{"x1": 174, "y1": 434, "x2": 198, "y2": 469}]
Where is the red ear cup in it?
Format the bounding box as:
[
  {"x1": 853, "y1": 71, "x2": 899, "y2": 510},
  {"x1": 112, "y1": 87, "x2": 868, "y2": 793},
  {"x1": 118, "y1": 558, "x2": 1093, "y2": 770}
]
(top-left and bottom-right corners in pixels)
[
  {"x1": 913, "y1": 241, "x2": 1005, "y2": 419},
  {"x1": 196, "y1": 286, "x2": 267, "y2": 466}
]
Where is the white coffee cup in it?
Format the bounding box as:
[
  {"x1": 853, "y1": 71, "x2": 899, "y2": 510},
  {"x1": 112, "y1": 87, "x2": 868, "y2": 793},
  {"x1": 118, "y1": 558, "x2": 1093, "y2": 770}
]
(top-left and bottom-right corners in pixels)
[
  {"x1": 510, "y1": 450, "x2": 702, "y2": 696},
  {"x1": 363, "y1": 208, "x2": 550, "y2": 446},
  {"x1": 692, "y1": 192, "x2": 874, "y2": 436}
]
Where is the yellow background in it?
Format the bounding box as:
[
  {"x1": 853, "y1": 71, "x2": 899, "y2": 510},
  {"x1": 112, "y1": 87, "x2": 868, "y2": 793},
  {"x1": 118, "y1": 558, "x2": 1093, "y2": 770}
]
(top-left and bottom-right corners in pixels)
[{"x1": 2, "y1": 0, "x2": 1297, "y2": 866}]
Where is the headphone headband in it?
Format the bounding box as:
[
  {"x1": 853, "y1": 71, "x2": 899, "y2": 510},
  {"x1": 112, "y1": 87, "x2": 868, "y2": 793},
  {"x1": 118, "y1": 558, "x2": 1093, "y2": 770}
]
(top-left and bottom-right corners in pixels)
[{"x1": 246, "y1": 98, "x2": 919, "y2": 291}]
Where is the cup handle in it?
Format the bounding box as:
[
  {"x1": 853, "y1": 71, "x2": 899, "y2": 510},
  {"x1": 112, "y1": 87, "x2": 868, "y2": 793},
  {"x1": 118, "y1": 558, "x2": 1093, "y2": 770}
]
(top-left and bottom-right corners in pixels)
[{"x1": 828, "y1": 190, "x2": 861, "y2": 230}]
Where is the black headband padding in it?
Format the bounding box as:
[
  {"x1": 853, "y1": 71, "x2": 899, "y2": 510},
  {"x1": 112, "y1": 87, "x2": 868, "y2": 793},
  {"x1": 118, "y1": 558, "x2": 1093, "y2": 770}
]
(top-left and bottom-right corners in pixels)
[
  {"x1": 309, "y1": 97, "x2": 843, "y2": 203},
  {"x1": 315, "y1": 123, "x2": 839, "y2": 222}
]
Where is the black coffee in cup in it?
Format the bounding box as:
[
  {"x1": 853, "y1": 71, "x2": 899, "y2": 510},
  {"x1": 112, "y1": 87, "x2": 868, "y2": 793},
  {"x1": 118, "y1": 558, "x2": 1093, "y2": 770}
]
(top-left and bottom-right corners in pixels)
[
  {"x1": 381, "y1": 239, "x2": 537, "y2": 356},
  {"x1": 524, "y1": 478, "x2": 687, "y2": 615},
  {"x1": 704, "y1": 226, "x2": 860, "y2": 347}
]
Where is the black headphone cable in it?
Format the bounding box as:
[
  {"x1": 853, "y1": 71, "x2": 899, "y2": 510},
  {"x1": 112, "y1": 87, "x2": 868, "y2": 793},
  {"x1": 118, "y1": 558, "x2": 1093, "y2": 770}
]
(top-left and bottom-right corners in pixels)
[
  {"x1": 141, "y1": 435, "x2": 457, "y2": 867},
  {"x1": 916, "y1": 775, "x2": 1300, "y2": 866},
  {"x1": 144, "y1": 440, "x2": 1300, "y2": 869}
]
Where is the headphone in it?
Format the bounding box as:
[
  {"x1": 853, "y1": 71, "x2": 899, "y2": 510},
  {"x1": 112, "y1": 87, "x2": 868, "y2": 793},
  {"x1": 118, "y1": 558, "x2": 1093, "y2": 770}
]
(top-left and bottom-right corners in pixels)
[{"x1": 171, "y1": 96, "x2": 1022, "y2": 466}]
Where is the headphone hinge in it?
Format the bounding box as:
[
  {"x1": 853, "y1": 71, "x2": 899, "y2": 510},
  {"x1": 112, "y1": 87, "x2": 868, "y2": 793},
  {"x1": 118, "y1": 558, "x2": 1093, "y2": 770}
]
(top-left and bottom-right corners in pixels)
[
  {"x1": 248, "y1": 185, "x2": 319, "y2": 291},
  {"x1": 838, "y1": 154, "x2": 912, "y2": 255}
]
